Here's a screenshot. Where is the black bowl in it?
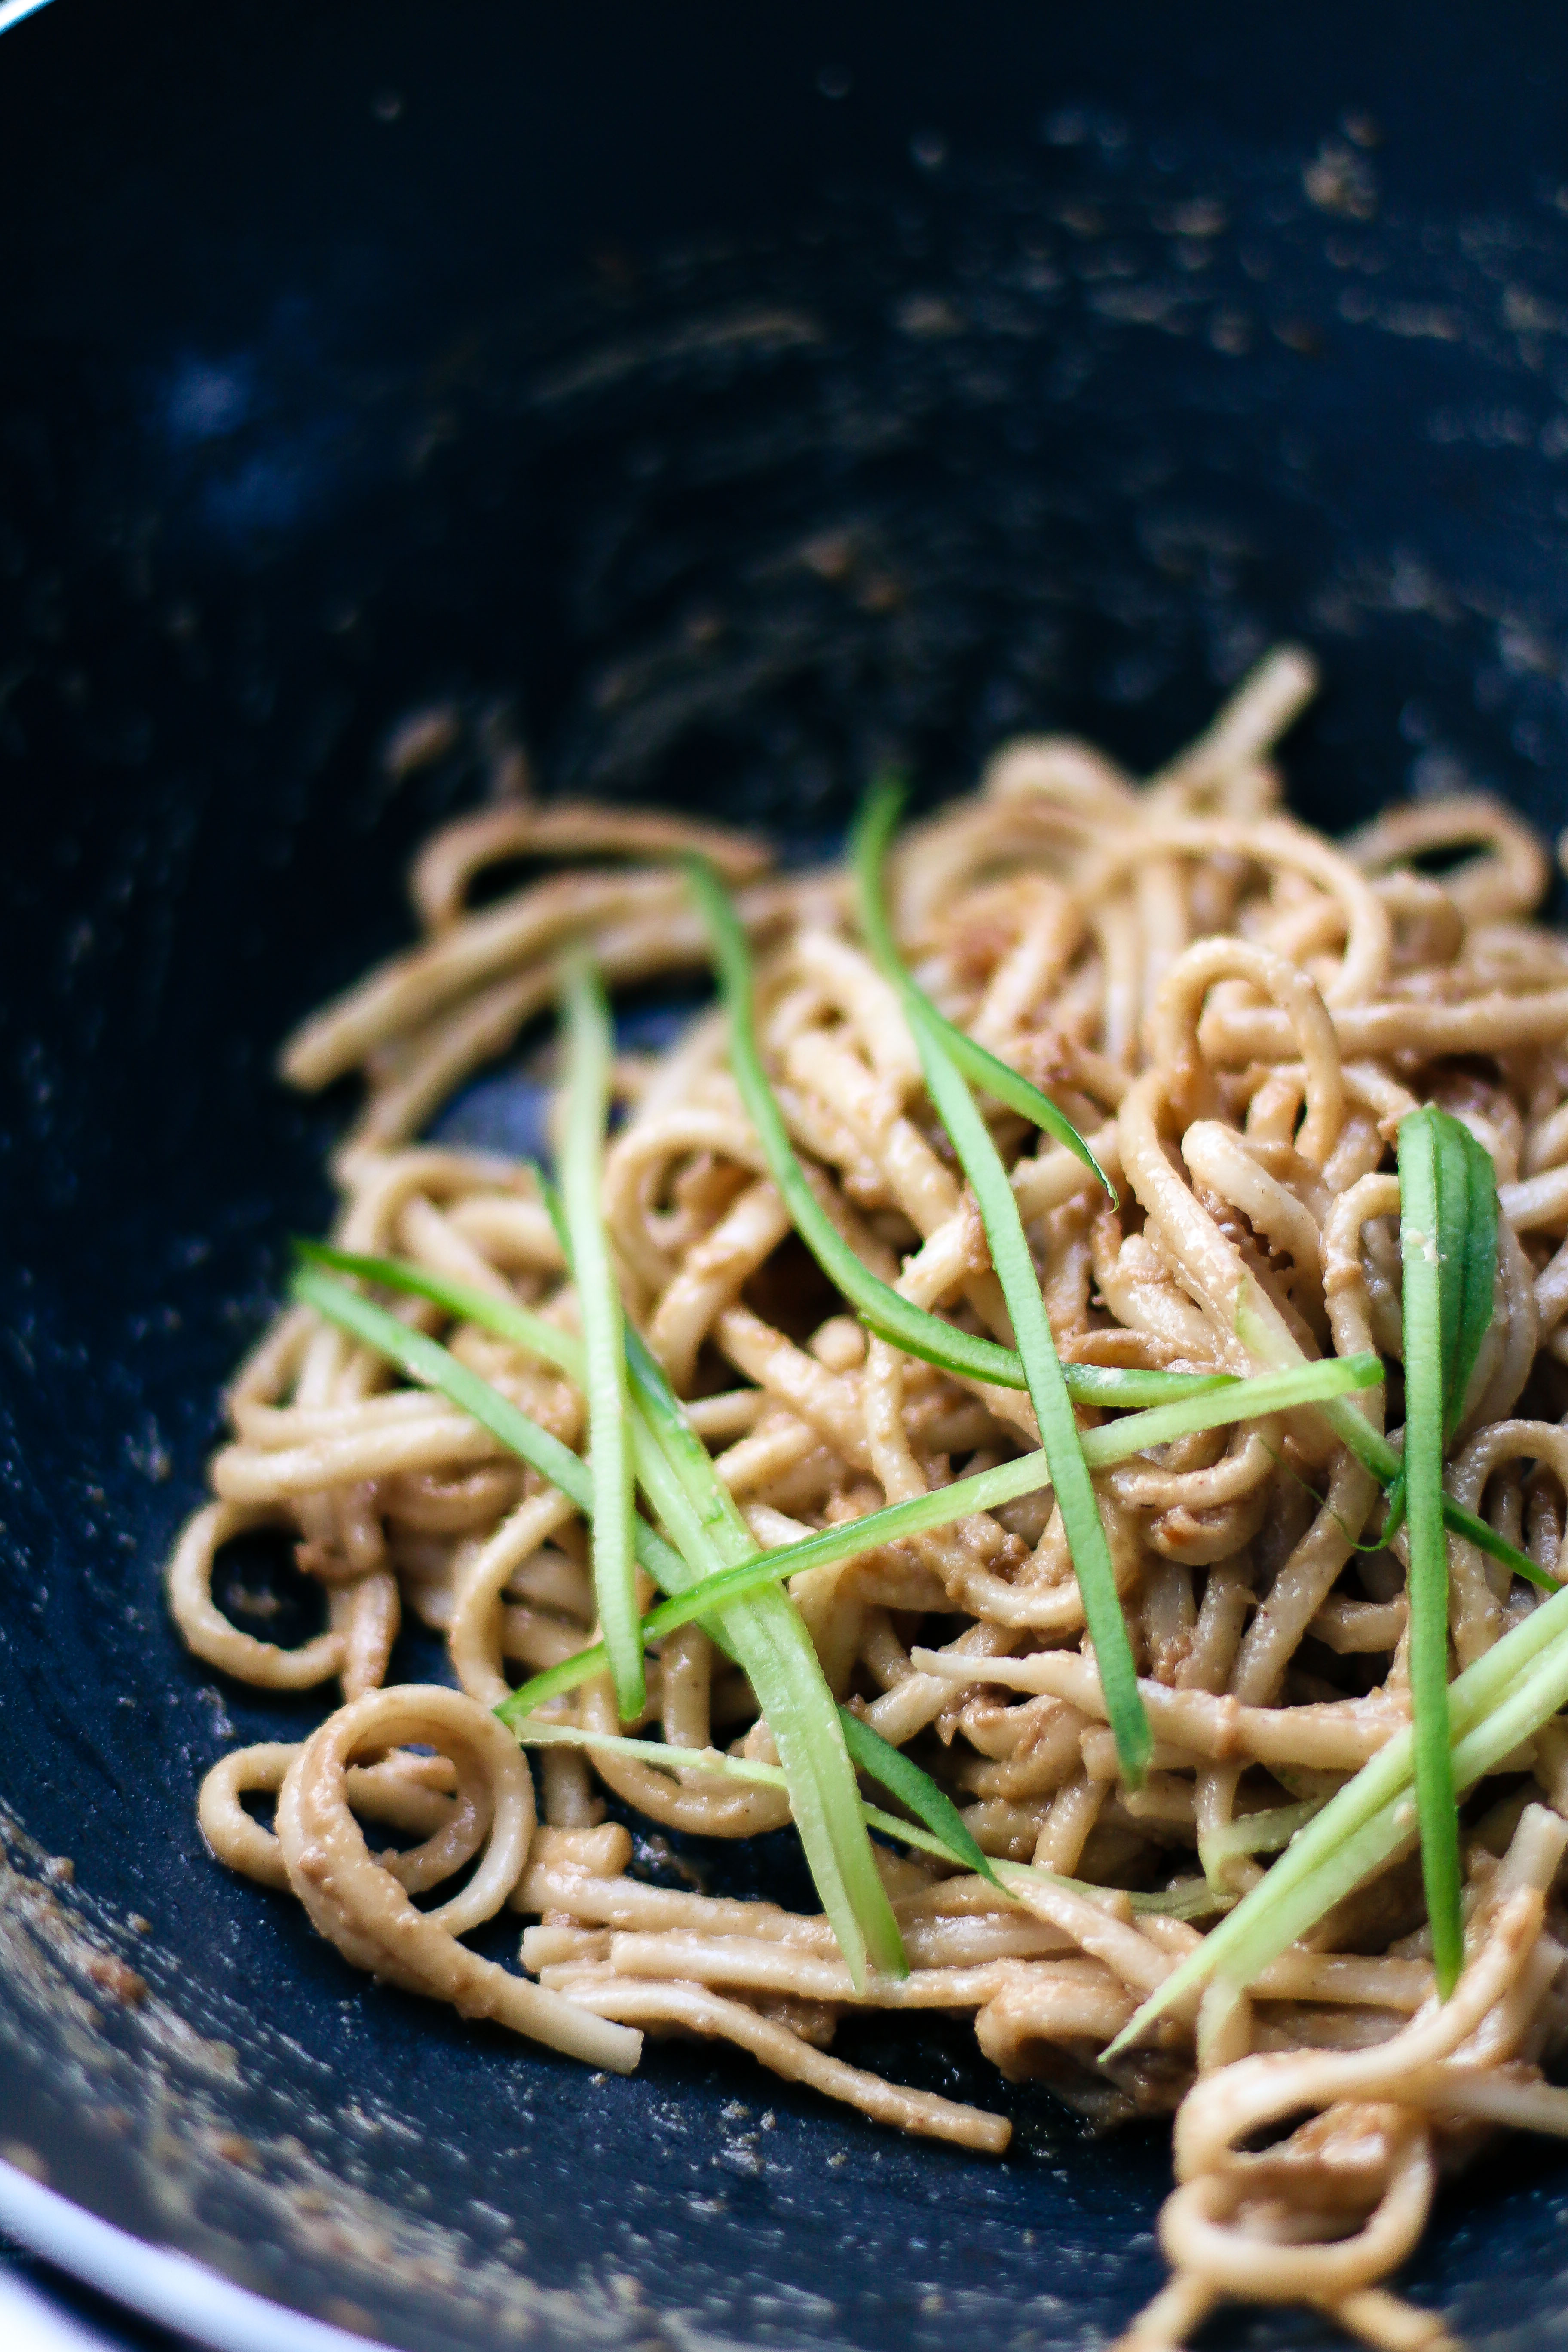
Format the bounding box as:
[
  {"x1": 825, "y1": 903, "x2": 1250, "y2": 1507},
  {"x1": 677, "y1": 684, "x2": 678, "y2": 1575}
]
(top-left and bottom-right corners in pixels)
[{"x1": 7, "y1": 6, "x2": 1568, "y2": 2347}]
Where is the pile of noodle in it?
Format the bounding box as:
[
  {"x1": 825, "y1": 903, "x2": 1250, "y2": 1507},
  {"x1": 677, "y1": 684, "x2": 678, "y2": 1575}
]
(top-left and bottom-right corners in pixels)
[{"x1": 170, "y1": 649, "x2": 1568, "y2": 2350}]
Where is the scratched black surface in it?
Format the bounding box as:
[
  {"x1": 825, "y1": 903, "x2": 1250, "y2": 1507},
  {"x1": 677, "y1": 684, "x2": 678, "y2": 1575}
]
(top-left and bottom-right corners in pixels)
[{"x1": 6, "y1": 4, "x2": 1568, "y2": 2347}]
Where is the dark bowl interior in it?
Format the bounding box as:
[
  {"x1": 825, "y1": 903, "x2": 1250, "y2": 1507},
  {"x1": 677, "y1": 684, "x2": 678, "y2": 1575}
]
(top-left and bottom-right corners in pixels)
[{"x1": 7, "y1": 6, "x2": 1568, "y2": 2348}]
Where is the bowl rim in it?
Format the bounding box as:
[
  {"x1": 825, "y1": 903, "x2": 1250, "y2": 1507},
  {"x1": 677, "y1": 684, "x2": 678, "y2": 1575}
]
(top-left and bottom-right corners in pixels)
[{"x1": 0, "y1": 2160, "x2": 396, "y2": 2352}]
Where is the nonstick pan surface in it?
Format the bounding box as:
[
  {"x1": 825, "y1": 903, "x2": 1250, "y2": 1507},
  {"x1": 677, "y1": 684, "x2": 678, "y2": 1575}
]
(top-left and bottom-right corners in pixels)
[{"x1": 6, "y1": 7, "x2": 1568, "y2": 2347}]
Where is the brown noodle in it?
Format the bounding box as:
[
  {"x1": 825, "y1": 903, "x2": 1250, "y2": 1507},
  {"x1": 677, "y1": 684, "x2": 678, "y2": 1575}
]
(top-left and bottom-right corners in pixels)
[{"x1": 169, "y1": 649, "x2": 1568, "y2": 2349}]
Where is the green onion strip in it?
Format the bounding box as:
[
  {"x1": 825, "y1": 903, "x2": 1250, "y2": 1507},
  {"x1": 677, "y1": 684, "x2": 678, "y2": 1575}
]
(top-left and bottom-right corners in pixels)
[
  {"x1": 835, "y1": 1703, "x2": 1003, "y2": 1891},
  {"x1": 292, "y1": 1238, "x2": 1375, "y2": 1823},
  {"x1": 1108, "y1": 1106, "x2": 1508, "y2": 2044},
  {"x1": 507, "y1": 1714, "x2": 1216, "y2": 1917},
  {"x1": 510, "y1": 1714, "x2": 970, "y2": 1868},
  {"x1": 1396, "y1": 1105, "x2": 1498, "y2": 1995},
  {"x1": 558, "y1": 955, "x2": 643, "y2": 1722},
  {"x1": 290, "y1": 1263, "x2": 687, "y2": 1595},
  {"x1": 907, "y1": 995, "x2": 1152, "y2": 1786},
  {"x1": 853, "y1": 785, "x2": 1148, "y2": 1782},
  {"x1": 297, "y1": 1246, "x2": 902, "y2": 1983},
  {"x1": 613, "y1": 1317, "x2": 908, "y2": 1987},
  {"x1": 1250, "y1": 1247, "x2": 1544, "y2": 1596},
  {"x1": 505, "y1": 1351, "x2": 1381, "y2": 1715},
  {"x1": 290, "y1": 834, "x2": 1554, "y2": 2060},
  {"x1": 1398, "y1": 1109, "x2": 1461, "y2": 1995},
  {"x1": 1337, "y1": 1430, "x2": 1550, "y2": 1593},
  {"x1": 1108, "y1": 1568, "x2": 1568, "y2": 2060},
  {"x1": 1434, "y1": 1109, "x2": 1500, "y2": 1445},
  {"x1": 852, "y1": 773, "x2": 1116, "y2": 1199},
  {"x1": 685, "y1": 854, "x2": 1113, "y2": 1396}
]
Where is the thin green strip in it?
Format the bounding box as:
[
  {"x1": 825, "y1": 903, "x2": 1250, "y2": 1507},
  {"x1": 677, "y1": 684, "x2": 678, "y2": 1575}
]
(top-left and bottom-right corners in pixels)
[
  {"x1": 609, "y1": 1313, "x2": 907, "y2": 1985},
  {"x1": 294, "y1": 1239, "x2": 751, "y2": 1666},
  {"x1": 624, "y1": 1322, "x2": 756, "y2": 1550},
  {"x1": 289, "y1": 1265, "x2": 689, "y2": 1592},
  {"x1": 296, "y1": 1241, "x2": 580, "y2": 1378},
  {"x1": 511, "y1": 1716, "x2": 978, "y2": 1874},
  {"x1": 501, "y1": 1353, "x2": 1381, "y2": 1718},
  {"x1": 1441, "y1": 1112, "x2": 1498, "y2": 1442},
  {"x1": 502, "y1": 1164, "x2": 906, "y2": 1985},
  {"x1": 836, "y1": 1705, "x2": 1002, "y2": 1890},
  {"x1": 1439, "y1": 1495, "x2": 1556, "y2": 1593},
  {"x1": 296, "y1": 1237, "x2": 1232, "y2": 1418},
  {"x1": 559, "y1": 953, "x2": 642, "y2": 1721},
  {"x1": 852, "y1": 772, "x2": 1115, "y2": 1199},
  {"x1": 1075, "y1": 1355, "x2": 1380, "y2": 1464},
  {"x1": 686, "y1": 852, "x2": 1035, "y2": 1392},
  {"x1": 907, "y1": 993, "x2": 1150, "y2": 1786},
  {"x1": 1106, "y1": 1551, "x2": 1568, "y2": 2062},
  {"x1": 1060, "y1": 1365, "x2": 1236, "y2": 1409},
  {"x1": 1327, "y1": 1416, "x2": 1552, "y2": 1594},
  {"x1": 1398, "y1": 1106, "x2": 1468, "y2": 1996},
  {"x1": 509, "y1": 1717, "x2": 1218, "y2": 1917},
  {"x1": 290, "y1": 1246, "x2": 1378, "y2": 1715},
  {"x1": 1197, "y1": 1796, "x2": 1327, "y2": 1869}
]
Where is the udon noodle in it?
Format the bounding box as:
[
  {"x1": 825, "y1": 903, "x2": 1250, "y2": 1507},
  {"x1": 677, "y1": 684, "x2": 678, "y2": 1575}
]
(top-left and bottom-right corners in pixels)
[{"x1": 170, "y1": 649, "x2": 1568, "y2": 2349}]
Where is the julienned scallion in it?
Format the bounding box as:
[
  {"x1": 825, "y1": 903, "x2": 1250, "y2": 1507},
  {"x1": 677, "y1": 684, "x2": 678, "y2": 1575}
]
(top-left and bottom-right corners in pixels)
[{"x1": 294, "y1": 813, "x2": 1525, "y2": 2007}]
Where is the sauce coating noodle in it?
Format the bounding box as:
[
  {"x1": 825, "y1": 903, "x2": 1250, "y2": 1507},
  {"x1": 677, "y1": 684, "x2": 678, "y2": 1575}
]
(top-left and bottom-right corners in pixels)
[{"x1": 172, "y1": 651, "x2": 1568, "y2": 2348}]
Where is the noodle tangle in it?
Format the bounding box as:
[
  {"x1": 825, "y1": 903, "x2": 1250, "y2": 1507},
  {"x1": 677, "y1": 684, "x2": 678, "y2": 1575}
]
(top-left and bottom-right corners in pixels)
[{"x1": 170, "y1": 652, "x2": 1568, "y2": 2344}]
